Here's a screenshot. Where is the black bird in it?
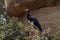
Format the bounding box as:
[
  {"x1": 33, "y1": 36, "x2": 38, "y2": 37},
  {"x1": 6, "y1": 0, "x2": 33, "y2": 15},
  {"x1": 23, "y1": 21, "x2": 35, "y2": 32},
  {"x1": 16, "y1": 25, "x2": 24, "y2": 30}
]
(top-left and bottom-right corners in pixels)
[{"x1": 24, "y1": 9, "x2": 42, "y2": 32}]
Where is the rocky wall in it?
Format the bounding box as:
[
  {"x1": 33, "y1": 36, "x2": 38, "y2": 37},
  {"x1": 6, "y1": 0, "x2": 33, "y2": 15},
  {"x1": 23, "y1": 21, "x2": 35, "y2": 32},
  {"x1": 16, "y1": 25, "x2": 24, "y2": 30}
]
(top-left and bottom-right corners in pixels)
[{"x1": 4, "y1": 0, "x2": 59, "y2": 17}]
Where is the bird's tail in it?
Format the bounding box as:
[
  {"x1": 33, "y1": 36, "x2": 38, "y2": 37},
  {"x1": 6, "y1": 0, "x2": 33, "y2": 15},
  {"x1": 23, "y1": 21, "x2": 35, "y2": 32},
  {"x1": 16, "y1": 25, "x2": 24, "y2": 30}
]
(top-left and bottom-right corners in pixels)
[
  {"x1": 38, "y1": 26, "x2": 43, "y2": 32},
  {"x1": 39, "y1": 27, "x2": 42, "y2": 32}
]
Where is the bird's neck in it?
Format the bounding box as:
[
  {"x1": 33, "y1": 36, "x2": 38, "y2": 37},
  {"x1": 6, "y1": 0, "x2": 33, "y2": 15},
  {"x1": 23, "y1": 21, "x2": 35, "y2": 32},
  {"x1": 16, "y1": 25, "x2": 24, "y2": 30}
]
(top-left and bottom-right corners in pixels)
[{"x1": 26, "y1": 11, "x2": 31, "y2": 17}]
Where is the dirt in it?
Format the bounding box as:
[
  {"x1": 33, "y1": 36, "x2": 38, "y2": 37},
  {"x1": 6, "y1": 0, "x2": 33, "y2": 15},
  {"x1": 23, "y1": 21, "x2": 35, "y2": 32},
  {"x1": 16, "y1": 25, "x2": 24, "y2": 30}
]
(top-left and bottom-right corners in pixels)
[{"x1": 20, "y1": 6, "x2": 60, "y2": 36}]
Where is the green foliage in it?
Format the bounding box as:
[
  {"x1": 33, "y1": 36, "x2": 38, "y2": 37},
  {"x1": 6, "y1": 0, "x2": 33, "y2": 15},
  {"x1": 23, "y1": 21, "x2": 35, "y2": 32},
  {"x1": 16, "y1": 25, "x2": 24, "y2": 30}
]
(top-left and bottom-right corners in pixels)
[{"x1": 0, "y1": 17, "x2": 26, "y2": 40}]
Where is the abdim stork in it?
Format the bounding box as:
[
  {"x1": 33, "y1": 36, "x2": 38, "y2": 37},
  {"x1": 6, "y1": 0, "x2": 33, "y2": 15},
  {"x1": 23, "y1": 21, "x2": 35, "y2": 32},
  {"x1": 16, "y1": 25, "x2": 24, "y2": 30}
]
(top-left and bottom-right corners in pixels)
[{"x1": 24, "y1": 9, "x2": 42, "y2": 32}]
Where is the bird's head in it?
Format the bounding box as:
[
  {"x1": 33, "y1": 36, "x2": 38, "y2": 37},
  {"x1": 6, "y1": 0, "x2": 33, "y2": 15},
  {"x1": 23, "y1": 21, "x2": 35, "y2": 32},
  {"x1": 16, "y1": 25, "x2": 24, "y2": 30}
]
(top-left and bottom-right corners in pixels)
[
  {"x1": 24, "y1": 8, "x2": 31, "y2": 17},
  {"x1": 24, "y1": 8, "x2": 30, "y2": 13}
]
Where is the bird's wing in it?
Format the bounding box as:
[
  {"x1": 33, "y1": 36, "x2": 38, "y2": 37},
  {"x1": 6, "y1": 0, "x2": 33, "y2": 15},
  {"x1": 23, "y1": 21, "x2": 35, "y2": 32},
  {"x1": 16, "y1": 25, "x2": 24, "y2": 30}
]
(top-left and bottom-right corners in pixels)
[
  {"x1": 29, "y1": 16, "x2": 35, "y2": 19},
  {"x1": 33, "y1": 18, "x2": 42, "y2": 31},
  {"x1": 33, "y1": 18, "x2": 41, "y2": 27}
]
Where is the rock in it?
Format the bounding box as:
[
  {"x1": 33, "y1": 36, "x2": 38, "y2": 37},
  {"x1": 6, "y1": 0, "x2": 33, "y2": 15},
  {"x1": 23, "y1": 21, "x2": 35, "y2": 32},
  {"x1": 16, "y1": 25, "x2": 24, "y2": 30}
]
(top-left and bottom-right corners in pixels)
[{"x1": 4, "y1": 0, "x2": 59, "y2": 17}]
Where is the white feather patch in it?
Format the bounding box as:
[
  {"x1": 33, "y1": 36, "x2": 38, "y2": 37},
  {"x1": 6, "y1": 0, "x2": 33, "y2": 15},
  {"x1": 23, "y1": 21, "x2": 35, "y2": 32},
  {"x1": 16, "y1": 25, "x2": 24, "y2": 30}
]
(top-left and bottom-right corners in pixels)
[{"x1": 28, "y1": 20, "x2": 34, "y2": 26}]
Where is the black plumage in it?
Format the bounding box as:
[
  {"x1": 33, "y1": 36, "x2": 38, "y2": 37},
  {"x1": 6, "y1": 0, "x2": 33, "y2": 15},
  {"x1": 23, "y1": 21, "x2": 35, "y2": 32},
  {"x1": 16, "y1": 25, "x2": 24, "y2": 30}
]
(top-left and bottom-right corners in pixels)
[{"x1": 25, "y1": 9, "x2": 42, "y2": 32}]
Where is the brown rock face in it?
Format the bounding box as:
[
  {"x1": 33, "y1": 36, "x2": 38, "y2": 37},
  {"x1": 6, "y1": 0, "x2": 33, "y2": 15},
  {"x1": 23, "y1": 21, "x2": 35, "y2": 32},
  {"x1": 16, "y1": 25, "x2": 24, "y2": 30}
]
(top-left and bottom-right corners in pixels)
[{"x1": 4, "y1": 0, "x2": 58, "y2": 17}]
